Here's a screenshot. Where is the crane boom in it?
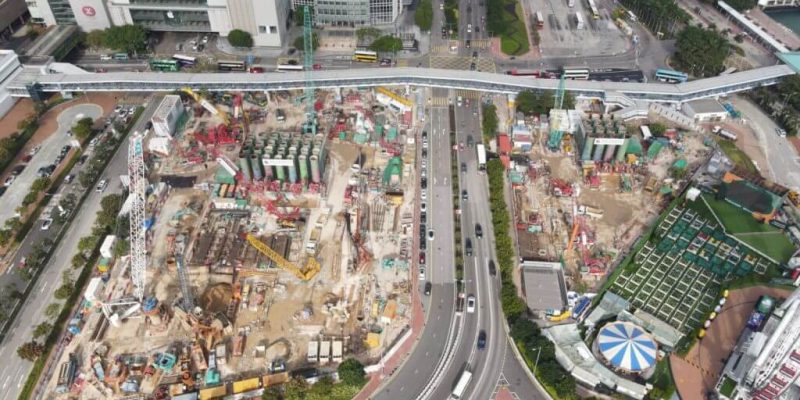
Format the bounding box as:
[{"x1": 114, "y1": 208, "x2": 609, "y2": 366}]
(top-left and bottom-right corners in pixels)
[
  {"x1": 181, "y1": 87, "x2": 230, "y2": 125},
  {"x1": 245, "y1": 234, "x2": 320, "y2": 281}
]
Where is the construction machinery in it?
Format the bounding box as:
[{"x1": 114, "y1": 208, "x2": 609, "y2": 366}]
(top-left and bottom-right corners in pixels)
[
  {"x1": 181, "y1": 87, "x2": 230, "y2": 125},
  {"x1": 245, "y1": 234, "x2": 321, "y2": 281}
]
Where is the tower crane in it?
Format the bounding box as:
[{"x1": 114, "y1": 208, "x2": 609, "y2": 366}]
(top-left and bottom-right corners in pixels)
[
  {"x1": 245, "y1": 234, "x2": 321, "y2": 281},
  {"x1": 302, "y1": 5, "x2": 316, "y2": 125},
  {"x1": 547, "y1": 74, "x2": 567, "y2": 151},
  {"x1": 129, "y1": 133, "x2": 147, "y2": 302}
]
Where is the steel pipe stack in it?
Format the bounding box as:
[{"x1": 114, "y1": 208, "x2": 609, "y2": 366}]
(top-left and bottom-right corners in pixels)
[
  {"x1": 239, "y1": 149, "x2": 252, "y2": 182},
  {"x1": 593, "y1": 144, "x2": 605, "y2": 161},
  {"x1": 616, "y1": 139, "x2": 629, "y2": 163},
  {"x1": 250, "y1": 154, "x2": 263, "y2": 180},
  {"x1": 603, "y1": 144, "x2": 616, "y2": 161},
  {"x1": 274, "y1": 155, "x2": 285, "y2": 181},
  {"x1": 310, "y1": 155, "x2": 320, "y2": 183},
  {"x1": 299, "y1": 155, "x2": 309, "y2": 182},
  {"x1": 582, "y1": 138, "x2": 594, "y2": 161}
]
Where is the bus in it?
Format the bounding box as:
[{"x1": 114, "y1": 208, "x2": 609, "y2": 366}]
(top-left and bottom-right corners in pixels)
[
  {"x1": 477, "y1": 144, "x2": 486, "y2": 172},
  {"x1": 218, "y1": 60, "x2": 246, "y2": 71},
  {"x1": 353, "y1": 50, "x2": 379, "y2": 63},
  {"x1": 536, "y1": 12, "x2": 545, "y2": 29},
  {"x1": 506, "y1": 69, "x2": 540, "y2": 76},
  {"x1": 575, "y1": 12, "x2": 585, "y2": 30},
  {"x1": 173, "y1": 54, "x2": 197, "y2": 66},
  {"x1": 450, "y1": 370, "x2": 473, "y2": 400},
  {"x1": 562, "y1": 67, "x2": 590, "y2": 80},
  {"x1": 587, "y1": 0, "x2": 600, "y2": 19},
  {"x1": 655, "y1": 68, "x2": 688, "y2": 83},
  {"x1": 113, "y1": 53, "x2": 129, "y2": 61},
  {"x1": 150, "y1": 59, "x2": 180, "y2": 72},
  {"x1": 276, "y1": 64, "x2": 304, "y2": 72}
]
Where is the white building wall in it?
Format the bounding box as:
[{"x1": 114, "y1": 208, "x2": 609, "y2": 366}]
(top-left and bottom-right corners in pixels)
[
  {"x1": 250, "y1": 0, "x2": 289, "y2": 47},
  {"x1": 71, "y1": 0, "x2": 112, "y2": 30},
  {"x1": 0, "y1": 50, "x2": 21, "y2": 120},
  {"x1": 28, "y1": 0, "x2": 58, "y2": 26}
]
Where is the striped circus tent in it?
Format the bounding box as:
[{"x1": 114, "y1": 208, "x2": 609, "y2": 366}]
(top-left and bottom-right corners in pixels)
[{"x1": 597, "y1": 321, "x2": 657, "y2": 372}]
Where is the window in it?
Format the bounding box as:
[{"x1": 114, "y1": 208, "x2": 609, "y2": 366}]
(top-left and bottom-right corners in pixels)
[
  {"x1": 259, "y1": 25, "x2": 267, "y2": 33},
  {"x1": 269, "y1": 26, "x2": 278, "y2": 34},
  {"x1": 26, "y1": 1, "x2": 37, "y2": 7}
]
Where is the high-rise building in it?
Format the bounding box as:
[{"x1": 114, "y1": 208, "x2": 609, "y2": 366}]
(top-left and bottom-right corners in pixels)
[
  {"x1": 291, "y1": 0, "x2": 402, "y2": 27},
  {"x1": 744, "y1": 289, "x2": 800, "y2": 399},
  {"x1": 0, "y1": 0, "x2": 30, "y2": 41},
  {"x1": 26, "y1": 0, "x2": 290, "y2": 47}
]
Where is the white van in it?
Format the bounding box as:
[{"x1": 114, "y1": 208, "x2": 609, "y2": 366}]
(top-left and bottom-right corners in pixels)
[{"x1": 100, "y1": 54, "x2": 112, "y2": 61}]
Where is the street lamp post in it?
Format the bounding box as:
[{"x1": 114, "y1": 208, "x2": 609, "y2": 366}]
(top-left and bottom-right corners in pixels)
[{"x1": 531, "y1": 346, "x2": 542, "y2": 374}]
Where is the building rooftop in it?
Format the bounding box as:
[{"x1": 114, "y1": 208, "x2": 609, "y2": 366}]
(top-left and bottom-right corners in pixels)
[
  {"x1": 152, "y1": 95, "x2": 182, "y2": 122},
  {"x1": 520, "y1": 260, "x2": 567, "y2": 312},
  {"x1": 684, "y1": 98, "x2": 727, "y2": 115},
  {"x1": 717, "y1": 1, "x2": 790, "y2": 53}
]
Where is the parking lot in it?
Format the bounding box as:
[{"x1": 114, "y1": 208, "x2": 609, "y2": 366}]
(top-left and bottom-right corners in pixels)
[
  {"x1": 609, "y1": 206, "x2": 773, "y2": 334},
  {"x1": 151, "y1": 31, "x2": 217, "y2": 59},
  {"x1": 526, "y1": 0, "x2": 631, "y2": 58},
  {"x1": 0, "y1": 104, "x2": 101, "y2": 225}
]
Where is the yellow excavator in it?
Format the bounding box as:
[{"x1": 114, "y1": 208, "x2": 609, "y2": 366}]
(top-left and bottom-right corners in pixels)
[
  {"x1": 181, "y1": 87, "x2": 230, "y2": 125},
  {"x1": 245, "y1": 234, "x2": 320, "y2": 281}
]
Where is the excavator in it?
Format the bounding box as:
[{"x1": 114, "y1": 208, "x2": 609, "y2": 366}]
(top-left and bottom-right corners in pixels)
[
  {"x1": 181, "y1": 87, "x2": 230, "y2": 125},
  {"x1": 244, "y1": 234, "x2": 321, "y2": 281}
]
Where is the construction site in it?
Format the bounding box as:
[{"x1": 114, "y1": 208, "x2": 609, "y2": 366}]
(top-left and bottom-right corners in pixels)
[
  {"x1": 42, "y1": 74, "x2": 421, "y2": 398},
  {"x1": 503, "y1": 84, "x2": 712, "y2": 294}
]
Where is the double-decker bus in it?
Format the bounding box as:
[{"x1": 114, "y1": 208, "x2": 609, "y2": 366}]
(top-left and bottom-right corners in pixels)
[
  {"x1": 172, "y1": 54, "x2": 197, "y2": 67},
  {"x1": 353, "y1": 50, "x2": 379, "y2": 63},
  {"x1": 276, "y1": 64, "x2": 304, "y2": 72},
  {"x1": 150, "y1": 59, "x2": 180, "y2": 72},
  {"x1": 218, "y1": 60, "x2": 246, "y2": 71},
  {"x1": 587, "y1": 0, "x2": 600, "y2": 19},
  {"x1": 536, "y1": 12, "x2": 545, "y2": 29},
  {"x1": 562, "y1": 67, "x2": 590, "y2": 80},
  {"x1": 655, "y1": 68, "x2": 689, "y2": 83}
]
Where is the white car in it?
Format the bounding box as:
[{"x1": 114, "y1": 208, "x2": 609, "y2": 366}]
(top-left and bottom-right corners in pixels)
[
  {"x1": 422, "y1": 139, "x2": 428, "y2": 149},
  {"x1": 457, "y1": 96, "x2": 463, "y2": 107},
  {"x1": 41, "y1": 219, "x2": 53, "y2": 231},
  {"x1": 421, "y1": 202, "x2": 427, "y2": 212},
  {"x1": 95, "y1": 179, "x2": 108, "y2": 193},
  {"x1": 421, "y1": 190, "x2": 427, "y2": 201},
  {"x1": 4, "y1": 175, "x2": 15, "y2": 186},
  {"x1": 466, "y1": 295, "x2": 476, "y2": 313},
  {"x1": 467, "y1": 24, "x2": 472, "y2": 33},
  {"x1": 202, "y1": 35, "x2": 209, "y2": 44},
  {"x1": 419, "y1": 267, "x2": 426, "y2": 280}
]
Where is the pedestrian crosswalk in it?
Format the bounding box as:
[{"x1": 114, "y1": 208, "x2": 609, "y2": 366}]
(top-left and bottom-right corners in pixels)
[
  {"x1": 395, "y1": 59, "x2": 409, "y2": 67},
  {"x1": 432, "y1": 39, "x2": 491, "y2": 54},
  {"x1": 429, "y1": 97, "x2": 450, "y2": 107},
  {"x1": 456, "y1": 89, "x2": 481, "y2": 99},
  {"x1": 469, "y1": 39, "x2": 491, "y2": 49}
]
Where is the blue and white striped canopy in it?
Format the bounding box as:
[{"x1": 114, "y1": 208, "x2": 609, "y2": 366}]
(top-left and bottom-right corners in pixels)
[{"x1": 597, "y1": 322, "x2": 657, "y2": 372}]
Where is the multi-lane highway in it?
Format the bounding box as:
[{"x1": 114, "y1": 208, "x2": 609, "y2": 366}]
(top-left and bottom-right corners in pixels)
[{"x1": 0, "y1": 97, "x2": 161, "y2": 400}]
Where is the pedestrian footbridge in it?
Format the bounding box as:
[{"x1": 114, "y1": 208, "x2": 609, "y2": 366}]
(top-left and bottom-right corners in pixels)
[{"x1": 7, "y1": 63, "x2": 797, "y2": 104}]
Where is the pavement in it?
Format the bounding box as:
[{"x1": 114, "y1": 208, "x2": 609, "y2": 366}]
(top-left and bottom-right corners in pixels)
[
  {"x1": 0, "y1": 96, "x2": 160, "y2": 400},
  {"x1": 0, "y1": 104, "x2": 98, "y2": 225},
  {"x1": 730, "y1": 96, "x2": 800, "y2": 189}
]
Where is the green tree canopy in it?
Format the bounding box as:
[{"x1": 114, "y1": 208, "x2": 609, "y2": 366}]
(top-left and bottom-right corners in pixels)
[
  {"x1": 482, "y1": 104, "x2": 499, "y2": 140},
  {"x1": 228, "y1": 29, "x2": 253, "y2": 48},
  {"x1": 45, "y1": 303, "x2": 62, "y2": 319},
  {"x1": 84, "y1": 30, "x2": 106, "y2": 49},
  {"x1": 17, "y1": 341, "x2": 44, "y2": 361},
  {"x1": 415, "y1": 0, "x2": 433, "y2": 31},
  {"x1": 674, "y1": 26, "x2": 729, "y2": 77},
  {"x1": 33, "y1": 322, "x2": 52, "y2": 339},
  {"x1": 72, "y1": 117, "x2": 94, "y2": 141},
  {"x1": 337, "y1": 358, "x2": 367, "y2": 386},
  {"x1": 31, "y1": 177, "x2": 51, "y2": 193},
  {"x1": 54, "y1": 284, "x2": 74, "y2": 300},
  {"x1": 103, "y1": 25, "x2": 148, "y2": 55},
  {"x1": 369, "y1": 35, "x2": 402, "y2": 52},
  {"x1": 649, "y1": 123, "x2": 667, "y2": 136}
]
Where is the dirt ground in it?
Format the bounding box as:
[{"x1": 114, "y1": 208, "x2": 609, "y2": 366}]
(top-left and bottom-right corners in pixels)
[
  {"x1": 719, "y1": 121, "x2": 769, "y2": 174},
  {"x1": 671, "y1": 286, "x2": 794, "y2": 400}
]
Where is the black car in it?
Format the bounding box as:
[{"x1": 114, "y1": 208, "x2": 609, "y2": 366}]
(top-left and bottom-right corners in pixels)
[
  {"x1": 475, "y1": 223, "x2": 482, "y2": 238},
  {"x1": 488, "y1": 259, "x2": 496, "y2": 276},
  {"x1": 467, "y1": 135, "x2": 474, "y2": 147},
  {"x1": 466, "y1": 40, "x2": 471, "y2": 49},
  {"x1": 145, "y1": 121, "x2": 153, "y2": 129},
  {"x1": 462, "y1": 190, "x2": 468, "y2": 201},
  {"x1": 477, "y1": 330, "x2": 486, "y2": 349},
  {"x1": 465, "y1": 238, "x2": 473, "y2": 256},
  {"x1": 78, "y1": 155, "x2": 89, "y2": 165},
  {"x1": 420, "y1": 238, "x2": 426, "y2": 250},
  {"x1": 473, "y1": 51, "x2": 478, "y2": 58},
  {"x1": 420, "y1": 211, "x2": 427, "y2": 224},
  {"x1": 470, "y1": 63, "x2": 477, "y2": 71},
  {"x1": 461, "y1": 162, "x2": 466, "y2": 173},
  {"x1": 421, "y1": 177, "x2": 427, "y2": 189},
  {"x1": 424, "y1": 281, "x2": 432, "y2": 296},
  {"x1": 11, "y1": 164, "x2": 25, "y2": 175},
  {"x1": 0, "y1": 187, "x2": 6, "y2": 197}
]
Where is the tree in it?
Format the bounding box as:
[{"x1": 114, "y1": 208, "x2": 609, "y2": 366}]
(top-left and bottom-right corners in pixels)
[
  {"x1": 294, "y1": 33, "x2": 320, "y2": 51},
  {"x1": 0, "y1": 229, "x2": 12, "y2": 246},
  {"x1": 54, "y1": 283, "x2": 74, "y2": 300},
  {"x1": 96, "y1": 194, "x2": 124, "y2": 229},
  {"x1": 284, "y1": 377, "x2": 309, "y2": 400},
  {"x1": 103, "y1": 25, "x2": 148, "y2": 55},
  {"x1": 33, "y1": 322, "x2": 52, "y2": 339},
  {"x1": 84, "y1": 29, "x2": 107, "y2": 49},
  {"x1": 17, "y1": 341, "x2": 44, "y2": 361},
  {"x1": 356, "y1": 27, "x2": 382, "y2": 41},
  {"x1": 369, "y1": 35, "x2": 403, "y2": 53},
  {"x1": 674, "y1": 26, "x2": 729, "y2": 77},
  {"x1": 4, "y1": 217, "x2": 21, "y2": 231},
  {"x1": 31, "y1": 177, "x2": 51, "y2": 192},
  {"x1": 515, "y1": 90, "x2": 556, "y2": 116},
  {"x1": 72, "y1": 117, "x2": 94, "y2": 141},
  {"x1": 71, "y1": 253, "x2": 87, "y2": 270},
  {"x1": 649, "y1": 123, "x2": 667, "y2": 136},
  {"x1": 308, "y1": 376, "x2": 334, "y2": 398},
  {"x1": 78, "y1": 235, "x2": 99, "y2": 255},
  {"x1": 501, "y1": 281, "x2": 526, "y2": 321},
  {"x1": 45, "y1": 303, "x2": 62, "y2": 319},
  {"x1": 337, "y1": 358, "x2": 367, "y2": 386},
  {"x1": 482, "y1": 104, "x2": 499, "y2": 140},
  {"x1": 415, "y1": 0, "x2": 434, "y2": 31},
  {"x1": 22, "y1": 190, "x2": 38, "y2": 206},
  {"x1": 228, "y1": 29, "x2": 254, "y2": 48},
  {"x1": 293, "y1": 6, "x2": 313, "y2": 26}
]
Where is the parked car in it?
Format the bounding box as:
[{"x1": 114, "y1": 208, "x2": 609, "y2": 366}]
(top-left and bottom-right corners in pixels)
[
  {"x1": 4, "y1": 175, "x2": 15, "y2": 186},
  {"x1": 11, "y1": 164, "x2": 25, "y2": 176},
  {"x1": 477, "y1": 330, "x2": 486, "y2": 349},
  {"x1": 466, "y1": 295, "x2": 476, "y2": 313},
  {"x1": 41, "y1": 219, "x2": 53, "y2": 231},
  {"x1": 249, "y1": 67, "x2": 265, "y2": 73},
  {"x1": 424, "y1": 282, "x2": 432, "y2": 296}
]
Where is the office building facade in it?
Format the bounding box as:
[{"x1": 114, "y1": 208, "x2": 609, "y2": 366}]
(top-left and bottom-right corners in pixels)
[
  {"x1": 26, "y1": 0, "x2": 290, "y2": 47},
  {"x1": 291, "y1": 0, "x2": 402, "y2": 26}
]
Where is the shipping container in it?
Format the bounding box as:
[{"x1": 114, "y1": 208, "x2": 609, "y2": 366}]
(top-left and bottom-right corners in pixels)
[{"x1": 307, "y1": 341, "x2": 319, "y2": 363}]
